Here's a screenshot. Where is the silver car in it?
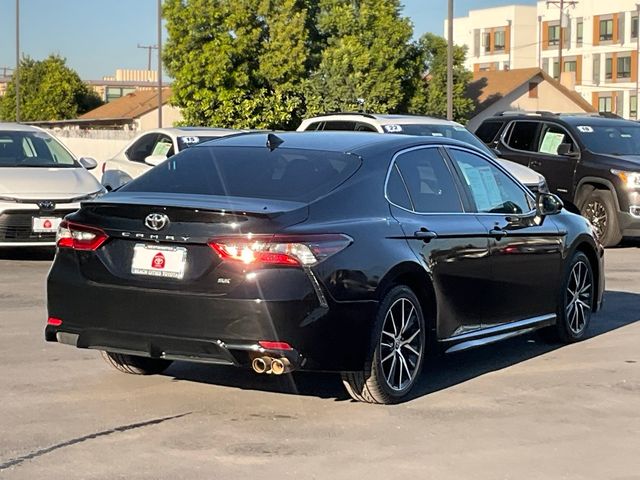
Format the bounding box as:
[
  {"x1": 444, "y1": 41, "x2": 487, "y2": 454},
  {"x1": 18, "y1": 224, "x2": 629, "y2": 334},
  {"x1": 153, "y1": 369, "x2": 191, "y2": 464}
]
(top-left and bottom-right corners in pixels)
[{"x1": 0, "y1": 124, "x2": 105, "y2": 247}]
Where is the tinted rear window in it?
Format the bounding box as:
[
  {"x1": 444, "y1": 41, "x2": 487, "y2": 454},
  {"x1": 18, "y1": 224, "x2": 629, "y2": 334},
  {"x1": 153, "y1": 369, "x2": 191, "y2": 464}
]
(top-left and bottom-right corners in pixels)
[
  {"x1": 120, "y1": 146, "x2": 361, "y2": 202},
  {"x1": 475, "y1": 121, "x2": 504, "y2": 144}
]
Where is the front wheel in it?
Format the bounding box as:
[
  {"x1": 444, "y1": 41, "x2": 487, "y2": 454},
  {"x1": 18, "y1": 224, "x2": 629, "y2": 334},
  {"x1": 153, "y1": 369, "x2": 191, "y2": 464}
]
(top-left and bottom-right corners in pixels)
[
  {"x1": 342, "y1": 285, "x2": 426, "y2": 404},
  {"x1": 101, "y1": 351, "x2": 173, "y2": 375}
]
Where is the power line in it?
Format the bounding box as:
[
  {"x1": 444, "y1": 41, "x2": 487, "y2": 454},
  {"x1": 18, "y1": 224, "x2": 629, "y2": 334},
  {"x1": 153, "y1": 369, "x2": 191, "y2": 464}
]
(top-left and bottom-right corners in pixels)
[{"x1": 137, "y1": 43, "x2": 158, "y2": 71}]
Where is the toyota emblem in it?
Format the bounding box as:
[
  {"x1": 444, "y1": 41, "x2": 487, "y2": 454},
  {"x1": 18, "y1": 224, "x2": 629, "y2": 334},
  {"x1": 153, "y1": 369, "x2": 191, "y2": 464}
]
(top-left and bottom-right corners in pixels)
[
  {"x1": 145, "y1": 213, "x2": 170, "y2": 231},
  {"x1": 38, "y1": 200, "x2": 55, "y2": 211}
]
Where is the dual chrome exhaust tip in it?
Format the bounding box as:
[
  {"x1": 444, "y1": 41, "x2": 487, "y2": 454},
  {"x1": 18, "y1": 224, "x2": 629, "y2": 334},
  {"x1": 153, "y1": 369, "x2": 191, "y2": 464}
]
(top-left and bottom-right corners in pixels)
[{"x1": 251, "y1": 356, "x2": 291, "y2": 375}]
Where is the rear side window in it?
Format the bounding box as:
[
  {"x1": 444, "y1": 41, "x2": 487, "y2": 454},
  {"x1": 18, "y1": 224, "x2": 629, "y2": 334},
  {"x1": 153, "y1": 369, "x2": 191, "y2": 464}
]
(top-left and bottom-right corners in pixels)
[
  {"x1": 322, "y1": 121, "x2": 356, "y2": 131},
  {"x1": 505, "y1": 121, "x2": 540, "y2": 152},
  {"x1": 121, "y1": 146, "x2": 361, "y2": 203},
  {"x1": 475, "y1": 121, "x2": 504, "y2": 144},
  {"x1": 392, "y1": 148, "x2": 463, "y2": 213},
  {"x1": 386, "y1": 165, "x2": 412, "y2": 210}
]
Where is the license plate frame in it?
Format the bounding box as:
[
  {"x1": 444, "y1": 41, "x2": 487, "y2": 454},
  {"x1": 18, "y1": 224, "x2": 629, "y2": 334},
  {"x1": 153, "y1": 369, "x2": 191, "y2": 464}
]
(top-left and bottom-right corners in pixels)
[
  {"x1": 131, "y1": 243, "x2": 187, "y2": 279},
  {"x1": 32, "y1": 216, "x2": 62, "y2": 233}
]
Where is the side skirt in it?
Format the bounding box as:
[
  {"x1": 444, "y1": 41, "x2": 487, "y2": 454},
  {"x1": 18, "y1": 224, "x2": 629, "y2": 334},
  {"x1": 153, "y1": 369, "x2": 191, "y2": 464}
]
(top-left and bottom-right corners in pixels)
[{"x1": 440, "y1": 314, "x2": 556, "y2": 354}]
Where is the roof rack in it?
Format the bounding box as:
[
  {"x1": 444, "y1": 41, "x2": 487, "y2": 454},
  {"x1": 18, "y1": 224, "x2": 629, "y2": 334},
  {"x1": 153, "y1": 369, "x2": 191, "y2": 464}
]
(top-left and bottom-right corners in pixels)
[
  {"x1": 321, "y1": 111, "x2": 377, "y2": 119},
  {"x1": 495, "y1": 110, "x2": 557, "y2": 117}
]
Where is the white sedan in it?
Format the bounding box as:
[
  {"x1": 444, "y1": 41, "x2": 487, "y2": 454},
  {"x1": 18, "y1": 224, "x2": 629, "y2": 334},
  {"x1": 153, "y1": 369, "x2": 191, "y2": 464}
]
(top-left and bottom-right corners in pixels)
[
  {"x1": 101, "y1": 127, "x2": 242, "y2": 190},
  {"x1": 0, "y1": 124, "x2": 105, "y2": 247}
]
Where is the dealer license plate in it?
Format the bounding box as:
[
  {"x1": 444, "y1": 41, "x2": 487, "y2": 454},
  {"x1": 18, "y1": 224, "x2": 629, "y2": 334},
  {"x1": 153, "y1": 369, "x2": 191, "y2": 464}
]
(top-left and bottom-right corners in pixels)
[
  {"x1": 131, "y1": 244, "x2": 187, "y2": 279},
  {"x1": 32, "y1": 217, "x2": 62, "y2": 233}
]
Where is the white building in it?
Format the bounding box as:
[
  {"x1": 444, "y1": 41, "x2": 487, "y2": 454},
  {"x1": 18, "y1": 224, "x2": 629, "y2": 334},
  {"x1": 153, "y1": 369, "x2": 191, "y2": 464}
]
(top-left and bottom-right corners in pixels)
[
  {"x1": 448, "y1": 0, "x2": 640, "y2": 119},
  {"x1": 445, "y1": 5, "x2": 538, "y2": 73}
]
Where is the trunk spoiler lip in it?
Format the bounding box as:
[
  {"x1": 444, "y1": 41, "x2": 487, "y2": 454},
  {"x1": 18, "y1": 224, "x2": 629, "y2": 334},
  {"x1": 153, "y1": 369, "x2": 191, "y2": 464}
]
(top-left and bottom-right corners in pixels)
[{"x1": 82, "y1": 192, "x2": 307, "y2": 216}]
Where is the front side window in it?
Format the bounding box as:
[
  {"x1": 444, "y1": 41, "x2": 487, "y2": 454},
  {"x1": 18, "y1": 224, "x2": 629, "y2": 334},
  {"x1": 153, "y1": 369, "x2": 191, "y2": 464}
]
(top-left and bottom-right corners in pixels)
[
  {"x1": 126, "y1": 134, "x2": 160, "y2": 163},
  {"x1": 505, "y1": 121, "x2": 540, "y2": 152},
  {"x1": 392, "y1": 148, "x2": 463, "y2": 214},
  {"x1": 448, "y1": 148, "x2": 532, "y2": 215},
  {"x1": 475, "y1": 121, "x2": 504, "y2": 144},
  {"x1": 600, "y1": 19, "x2": 613, "y2": 41},
  {"x1": 536, "y1": 123, "x2": 576, "y2": 156},
  {"x1": 121, "y1": 146, "x2": 361, "y2": 203},
  {"x1": 0, "y1": 131, "x2": 77, "y2": 168}
]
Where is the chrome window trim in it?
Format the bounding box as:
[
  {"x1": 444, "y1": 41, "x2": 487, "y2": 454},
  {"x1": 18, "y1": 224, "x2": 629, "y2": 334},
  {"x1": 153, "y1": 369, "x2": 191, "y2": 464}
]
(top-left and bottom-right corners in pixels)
[
  {"x1": 383, "y1": 144, "x2": 469, "y2": 216},
  {"x1": 499, "y1": 119, "x2": 581, "y2": 158}
]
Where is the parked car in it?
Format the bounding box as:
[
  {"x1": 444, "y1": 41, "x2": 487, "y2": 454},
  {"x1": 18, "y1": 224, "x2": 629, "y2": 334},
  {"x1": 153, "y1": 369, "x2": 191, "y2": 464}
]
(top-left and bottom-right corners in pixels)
[
  {"x1": 0, "y1": 123, "x2": 104, "y2": 247},
  {"x1": 297, "y1": 113, "x2": 549, "y2": 193},
  {"x1": 46, "y1": 132, "x2": 603, "y2": 404},
  {"x1": 101, "y1": 127, "x2": 242, "y2": 190},
  {"x1": 474, "y1": 112, "x2": 640, "y2": 246}
]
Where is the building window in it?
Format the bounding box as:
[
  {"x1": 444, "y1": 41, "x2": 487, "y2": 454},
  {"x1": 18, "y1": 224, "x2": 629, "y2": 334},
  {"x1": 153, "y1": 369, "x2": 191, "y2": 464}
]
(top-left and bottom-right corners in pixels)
[
  {"x1": 576, "y1": 20, "x2": 583, "y2": 46},
  {"x1": 483, "y1": 32, "x2": 491, "y2": 53},
  {"x1": 617, "y1": 56, "x2": 632, "y2": 79},
  {"x1": 593, "y1": 54, "x2": 601, "y2": 84},
  {"x1": 632, "y1": 96, "x2": 638, "y2": 118},
  {"x1": 548, "y1": 25, "x2": 560, "y2": 46},
  {"x1": 599, "y1": 19, "x2": 613, "y2": 41},
  {"x1": 633, "y1": 16, "x2": 639, "y2": 40},
  {"x1": 605, "y1": 58, "x2": 613, "y2": 79},
  {"x1": 564, "y1": 61, "x2": 577, "y2": 72},
  {"x1": 598, "y1": 96, "x2": 612, "y2": 113},
  {"x1": 494, "y1": 30, "x2": 506, "y2": 51},
  {"x1": 528, "y1": 82, "x2": 539, "y2": 98}
]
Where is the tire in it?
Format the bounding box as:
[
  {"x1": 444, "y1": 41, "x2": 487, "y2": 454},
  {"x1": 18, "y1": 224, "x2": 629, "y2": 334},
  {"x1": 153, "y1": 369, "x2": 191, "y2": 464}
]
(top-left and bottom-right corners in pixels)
[
  {"x1": 101, "y1": 351, "x2": 173, "y2": 375},
  {"x1": 545, "y1": 251, "x2": 594, "y2": 343},
  {"x1": 580, "y1": 189, "x2": 622, "y2": 247},
  {"x1": 341, "y1": 285, "x2": 426, "y2": 404}
]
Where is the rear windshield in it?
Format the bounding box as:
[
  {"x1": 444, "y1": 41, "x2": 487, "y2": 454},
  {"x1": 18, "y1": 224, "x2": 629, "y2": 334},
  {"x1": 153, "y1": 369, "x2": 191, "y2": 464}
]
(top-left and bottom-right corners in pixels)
[
  {"x1": 575, "y1": 124, "x2": 640, "y2": 155},
  {"x1": 386, "y1": 124, "x2": 498, "y2": 158},
  {"x1": 0, "y1": 131, "x2": 77, "y2": 168},
  {"x1": 120, "y1": 146, "x2": 362, "y2": 202}
]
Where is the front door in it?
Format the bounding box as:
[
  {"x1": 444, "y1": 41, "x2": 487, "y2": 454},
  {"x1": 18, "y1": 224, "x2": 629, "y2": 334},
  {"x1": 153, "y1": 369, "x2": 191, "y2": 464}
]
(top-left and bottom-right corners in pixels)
[
  {"x1": 445, "y1": 146, "x2": 563, "y2": 327},
  {"x1": 386, "y1": 146, "x2": 493, "y2": 339}
]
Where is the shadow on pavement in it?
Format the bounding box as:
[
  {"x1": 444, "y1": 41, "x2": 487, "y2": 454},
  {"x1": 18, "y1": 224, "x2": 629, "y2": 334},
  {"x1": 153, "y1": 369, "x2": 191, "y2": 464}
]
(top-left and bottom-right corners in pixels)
[
  {"x1": 0, "y1": 247, "x2": 55, "y2": 261},
  {"x1": 165, "y1": 290, "x2": 640, "y2": 403}
]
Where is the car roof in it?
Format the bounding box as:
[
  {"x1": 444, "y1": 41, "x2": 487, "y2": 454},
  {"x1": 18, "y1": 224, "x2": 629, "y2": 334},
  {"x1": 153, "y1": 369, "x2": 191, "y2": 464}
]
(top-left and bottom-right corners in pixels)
[
  {"x1": 301, "y1": 113, "x2": 461, "y2": 127},
  {"x1": 0, "y1": 123, "x2": 47, "y2": 132},
  {"x1": 195, "y1": 131, "x2": 476, "y2": 155},
  {"x1": 484, "y1": 113, "x2": 639, "y2": 128}
]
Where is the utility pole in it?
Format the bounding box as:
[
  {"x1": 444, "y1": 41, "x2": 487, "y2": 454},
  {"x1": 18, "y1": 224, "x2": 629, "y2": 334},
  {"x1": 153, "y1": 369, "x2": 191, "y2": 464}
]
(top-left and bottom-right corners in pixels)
[
  {"x1": 636, "y1": 4, "x2": 639, "y2": 119},
  {"x1": 15, "y1": 0, "x2": 20, "y2": 122},
  {"x1": 137, "y1": 44, "x2": 158, "y2": 71},
  {"x1": 0, "y1": 67, "x2": 14, "y2": 77},
  {"x1": 506, "y1": 19, "x2": 512, "y2": 69},
  {"x1": 546, "y1": 0, "x2": 578, "y2": 80},
  {"x1": 157, "y1": 0, "x2": 163, "y2": 128},
  {"x1": 447, "y1": 0, "x2": 453, "y2": 120}
]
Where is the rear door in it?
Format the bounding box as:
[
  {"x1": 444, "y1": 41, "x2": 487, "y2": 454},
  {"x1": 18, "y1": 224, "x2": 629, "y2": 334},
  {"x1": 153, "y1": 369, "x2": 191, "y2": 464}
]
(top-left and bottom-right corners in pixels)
[
  {"x1": 445, "y1": 146, "x2": 563, "y2": 327},
  {"x1": 386, "y1": 146, "x2": 493, "y2": 339}
]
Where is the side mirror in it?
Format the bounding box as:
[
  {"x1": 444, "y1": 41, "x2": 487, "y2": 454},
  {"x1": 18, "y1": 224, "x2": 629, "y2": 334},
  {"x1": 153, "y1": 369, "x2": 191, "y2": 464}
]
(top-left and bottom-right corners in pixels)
[
  {"x1": 144, "y1": 154, "x2": 167, "y2": 166},
  {"x1": 557, "y1": 143, "x2": 579, "y2": 158},
  {"x1": 79, "y1": 157, "x2": 98, "y2": 170},
  {"x1": 537, "y1": 192, "x2": 563, "y2": 216}
]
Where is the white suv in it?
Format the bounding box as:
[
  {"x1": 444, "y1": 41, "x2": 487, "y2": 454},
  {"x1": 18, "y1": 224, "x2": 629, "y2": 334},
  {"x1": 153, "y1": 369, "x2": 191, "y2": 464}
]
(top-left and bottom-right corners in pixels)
[
  {"x1": 0, "y1": 124, "x2": 105, "y2": 247},
  {"x1": 298, "y1": 113, "x2": 548, "y2": 193},
  {"x1": 101, "y1": 127, "x2": 242, "y2": 190}
]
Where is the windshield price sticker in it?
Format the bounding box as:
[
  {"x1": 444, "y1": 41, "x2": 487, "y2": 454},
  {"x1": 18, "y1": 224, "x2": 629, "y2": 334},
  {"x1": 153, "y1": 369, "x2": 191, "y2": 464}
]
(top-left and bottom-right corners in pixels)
[
  {"x1": 577, "y1": 126, "x2": 594, "y2": 133},
  {"x1": 384, "y1": 125, "x2": 403, "y2": 133}
]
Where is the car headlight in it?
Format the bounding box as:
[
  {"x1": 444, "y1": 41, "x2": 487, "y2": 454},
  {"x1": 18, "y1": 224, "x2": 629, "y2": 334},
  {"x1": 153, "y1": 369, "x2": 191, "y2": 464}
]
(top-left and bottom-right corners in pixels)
[
  {"x1": 611, "y1": 169, "x2": 640, "y2": 189},
  {"x1": 0, "y1": 196, "x2": 18, "y2": 203}
]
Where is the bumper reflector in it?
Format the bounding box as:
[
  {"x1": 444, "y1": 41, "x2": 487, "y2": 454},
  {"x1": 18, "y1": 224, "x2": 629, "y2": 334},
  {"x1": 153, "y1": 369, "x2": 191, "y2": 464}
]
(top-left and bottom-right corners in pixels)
[
  {"x1": 258, "y1": 341, "x2": 293, "y2": 351},
  {"x1": 47, "y1": 317, "x2": 63, "y2": 326}
]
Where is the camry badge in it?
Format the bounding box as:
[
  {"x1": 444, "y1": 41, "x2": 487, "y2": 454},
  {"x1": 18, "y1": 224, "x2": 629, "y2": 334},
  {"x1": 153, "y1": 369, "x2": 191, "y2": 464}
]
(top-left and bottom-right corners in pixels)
[{"x1": 145, "y1": 213, "x2": 170, "y2": 231}]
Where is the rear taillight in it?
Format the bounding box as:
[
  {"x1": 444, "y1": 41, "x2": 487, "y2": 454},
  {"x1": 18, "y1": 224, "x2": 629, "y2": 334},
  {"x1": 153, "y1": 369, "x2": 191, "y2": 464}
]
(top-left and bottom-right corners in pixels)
[
  {"x1": 47, "y1": 317, "x2": 63, "y2": 326},
  {"x1": 56, "y1": 220, "x2": 108, "y2": 251},
  {"x1": 209, "y1": 234, "x2": 352, "y2": 267}
]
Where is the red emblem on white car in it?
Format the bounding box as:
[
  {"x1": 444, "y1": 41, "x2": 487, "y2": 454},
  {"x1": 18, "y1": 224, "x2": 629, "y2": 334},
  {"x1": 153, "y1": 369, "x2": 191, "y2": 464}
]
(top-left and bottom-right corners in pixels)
[
  {"x1": 152, "y1": 252, "x2": 166, "y2": 269},
  {"x1": 43, "y1": 220, "x2": 52, "y2": 229}
]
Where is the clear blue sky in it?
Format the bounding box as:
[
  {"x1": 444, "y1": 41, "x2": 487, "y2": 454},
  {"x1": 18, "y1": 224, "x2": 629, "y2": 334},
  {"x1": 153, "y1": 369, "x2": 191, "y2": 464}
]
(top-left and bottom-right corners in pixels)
[{"x1": 0, "y1": 0, "x2": 537, "y2": 80}]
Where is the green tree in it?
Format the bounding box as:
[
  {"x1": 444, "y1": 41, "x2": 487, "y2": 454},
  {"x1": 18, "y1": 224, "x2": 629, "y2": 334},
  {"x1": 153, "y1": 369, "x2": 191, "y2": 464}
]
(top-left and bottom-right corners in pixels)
[
  {"x1": 305, "y1": 0, "x2": 415, "y2": 114},
  {"x1": 408, "y1": 33, "x2": 474, "y2": 123},
  {"x1": 0, "y1": 55, "x2": 102, "y2": 122},
  {"x1": 163, "y1": 0, "x2": 313, "y2": 129}
]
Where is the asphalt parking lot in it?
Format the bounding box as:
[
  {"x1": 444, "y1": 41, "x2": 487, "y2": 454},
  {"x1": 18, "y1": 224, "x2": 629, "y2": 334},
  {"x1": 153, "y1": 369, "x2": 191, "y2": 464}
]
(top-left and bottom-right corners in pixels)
[{"x1": 1, "y1": 245, "x2": 639, "y2": 480}]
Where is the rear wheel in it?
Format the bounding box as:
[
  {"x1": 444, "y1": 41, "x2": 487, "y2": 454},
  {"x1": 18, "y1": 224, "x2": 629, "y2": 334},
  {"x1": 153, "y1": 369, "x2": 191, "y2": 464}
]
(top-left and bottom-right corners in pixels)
[
  {"x1": 101, "y1": 351, "x2": 173, "y2": 375},
  {"x1": 581, "y1": 190, "x2": 622, "y2": 247},
  {"x1": 545, "y1": 252, "x2": 594, "y2": 343},
  {"x1": 341, "y1": 286, "x2": 426, "y2": 404}
]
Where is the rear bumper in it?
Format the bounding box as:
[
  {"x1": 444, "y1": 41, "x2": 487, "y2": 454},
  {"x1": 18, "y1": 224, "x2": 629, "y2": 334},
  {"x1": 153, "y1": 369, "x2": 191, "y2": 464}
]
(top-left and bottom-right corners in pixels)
[{"x1": 46, "y1": 254, "x2": 376, "y2": 372}]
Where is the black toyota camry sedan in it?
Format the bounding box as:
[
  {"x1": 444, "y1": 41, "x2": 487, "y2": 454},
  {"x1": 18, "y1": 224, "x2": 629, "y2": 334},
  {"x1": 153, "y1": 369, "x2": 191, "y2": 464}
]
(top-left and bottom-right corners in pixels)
[{"x1": 46, "y1": 132, "x2": 604, "y2": 404}]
